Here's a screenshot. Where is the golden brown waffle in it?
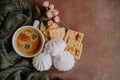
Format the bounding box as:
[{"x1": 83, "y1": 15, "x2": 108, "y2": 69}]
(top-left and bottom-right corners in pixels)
[
  {"x1": 43, "y1": 23, "x2": 60, "y2": 39},
  {"x1": 64, "y1": 29, "x2": 84, "y2": 59},
  {"x1": 49, "y1": 27, "x2": 65, "y2": 39}
]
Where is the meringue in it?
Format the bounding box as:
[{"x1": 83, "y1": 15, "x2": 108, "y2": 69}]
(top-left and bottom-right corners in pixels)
[
  {"x1": 32, "y1": 52, "x2": 52, "y2": 71},
  {"x1": 54, "y1": 51, "x2": 75, "y2": 71},
  {"x1": 44, "y1": 39, "x2": 66, "y2": 56}
]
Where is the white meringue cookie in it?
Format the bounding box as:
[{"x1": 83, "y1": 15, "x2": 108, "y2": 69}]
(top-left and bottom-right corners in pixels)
[
  {"x1": 54, "y1": 51, "x2": 75, "y2": 71},
  {"x1": 32, "y1": 52, "x2": 52, "y2": 71},
  {"x1": 44, "y1": 39, "x2": 66, "y2": 56}
]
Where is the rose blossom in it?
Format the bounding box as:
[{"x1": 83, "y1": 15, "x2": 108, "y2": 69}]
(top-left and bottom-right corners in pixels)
[
  {"x1": 47, "y1": 10, "x2": 54, "y2": 18},
  {"x1": 49, "y1": 4, "x2": 54, "y2": 10},
  {"x1": 42, "y1": 1, "x2": 49, "y2": 7},
  {"x1": 54, "y1": 16, "x2": 60, "y2": 22},
  {"x1": 47, "y1": 20, "x2": 54, "y2": 27},
  {"x1": 53, "y1": 9, "x2": 59, "y2": 16}
]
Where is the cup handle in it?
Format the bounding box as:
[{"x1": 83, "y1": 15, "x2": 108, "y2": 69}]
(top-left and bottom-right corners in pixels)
[{"x1": 33, "y1": 20, "x2": 40, "y2": 28}]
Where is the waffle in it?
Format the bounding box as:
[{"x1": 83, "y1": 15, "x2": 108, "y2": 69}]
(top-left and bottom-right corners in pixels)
[
  {"x1": 64, "y1": 29, "x2": 84, "y2": 59},
  {"x1": 49, "y1": 27, "x2": 65, "y2": 39},
  {"x1": 43, "y1": 23, "x2": 60, "y2": 39}
]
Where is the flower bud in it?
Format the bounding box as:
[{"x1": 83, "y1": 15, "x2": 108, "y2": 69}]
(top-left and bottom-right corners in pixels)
[
  {"x1": 42, "y1": 1, "x2": 49, "y2": 7},
  {"x1": 54, "y1": 16, "x2": 60, "y2": 22},
  {"x1": 49, "y1": 4, "x2": 54, "y2": 10},
  {"x1": 47, "y1": 20, "x2": 54, "y2": 27},
  {"x1": 47, "y1": 10, "x2": 54, "y2": 18},
  {"x1": 53, "y1": 9, "x2": 59, "y2": 16}
]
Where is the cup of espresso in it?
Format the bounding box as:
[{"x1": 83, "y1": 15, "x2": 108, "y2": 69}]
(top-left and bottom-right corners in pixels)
[{"x1": 12, "y1": 20, "x2": 45, "y2": 57}]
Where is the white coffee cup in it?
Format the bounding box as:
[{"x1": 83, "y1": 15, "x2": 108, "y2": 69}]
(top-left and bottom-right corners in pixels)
[{"x1": 12, "y1": 20, "x2": 45, "y2": 58}]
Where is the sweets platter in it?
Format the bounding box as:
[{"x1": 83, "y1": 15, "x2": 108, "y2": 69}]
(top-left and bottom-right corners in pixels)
[{"x1": 27, "y1": 0, "x2": 120, "y2": 80}]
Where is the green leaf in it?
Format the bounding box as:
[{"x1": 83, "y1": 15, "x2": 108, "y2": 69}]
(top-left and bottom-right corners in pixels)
[
  {"x1": 40, "y1": 22, "x2": 46, "y2": 32},
  {"x1": 39, "y1": 17, "x2": 50, "y2": 21},
  {"x1": 35, "y1": 5, "x2": 41, "y2": 18}
]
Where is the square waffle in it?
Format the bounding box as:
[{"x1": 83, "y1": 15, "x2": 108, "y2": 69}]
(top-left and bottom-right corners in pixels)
[{"x1": 64, "y1": 29, "x2": 84, "y2": 59}]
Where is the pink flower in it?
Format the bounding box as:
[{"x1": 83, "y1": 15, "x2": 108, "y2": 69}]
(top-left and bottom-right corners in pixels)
[
  {"x1": 54, "y1": 16, "x2": 60, "y2": 22},
  {"x1": 49, "y1": 4, "x2": 54, "y2": 10},
  {"x1": 53, "y1": 9, "x2": 59, "y2": 16},
  {"x1": 47, "y1": 20, "x2": 54, "y2": 27},
  {"x1": 46, "y1": 10, "x2": 54, "y2": 18},
  {"x1": 42, "y1": 1, "x2": 49, "y2": 7}
]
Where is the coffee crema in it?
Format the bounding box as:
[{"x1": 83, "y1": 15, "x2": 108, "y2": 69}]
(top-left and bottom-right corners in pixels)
[{"x1": 15, "y1": 27, "x2": 41, "y2": 56}]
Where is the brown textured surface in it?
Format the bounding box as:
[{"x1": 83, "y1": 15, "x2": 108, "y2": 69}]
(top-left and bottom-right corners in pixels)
[{"x1": 27, "y1": 0, "x2": 120, "y2": 80}]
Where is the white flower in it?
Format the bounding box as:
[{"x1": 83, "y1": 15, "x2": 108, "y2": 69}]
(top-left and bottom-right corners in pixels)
[
  {"x1": 49, "y1": 4, "x2": 54, "y2": 10},
  {"x1": 54, "y1": 16, "x2": 60, "y2": 22},
  {"x1": 46, "y1": 10, "x2": 54, "y2": 18},
  {"x1": 53, "y1": 9, "x2": 59, "y2": 16},
  {"x1": 47, "y1": 20, "x2": 54, "y2": 27},
  {"x1": 42, "y1": 1, "x2": 49, "y2": 7}
]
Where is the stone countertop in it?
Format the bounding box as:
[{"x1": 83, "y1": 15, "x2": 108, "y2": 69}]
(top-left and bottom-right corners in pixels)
[{"x1": 27, "y1": 0, "x2": 120, "y2": 80}]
